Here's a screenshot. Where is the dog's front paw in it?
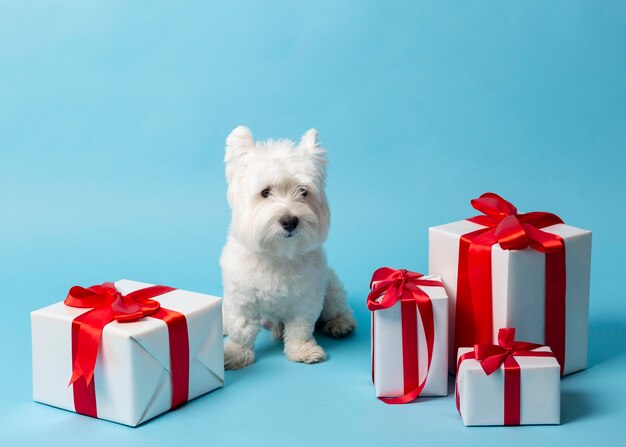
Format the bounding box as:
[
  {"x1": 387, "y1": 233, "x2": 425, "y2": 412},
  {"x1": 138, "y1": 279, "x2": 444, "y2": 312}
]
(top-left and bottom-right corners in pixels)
[
  {"x1": 321, "y1": 312, "x2": 356, "y2": 338},
  {"x1": 285, "y1": 340, "x2": 327, "y2": 364},
  {"x1": 224, "y1": 341, "x2": 255, "y2": 369}
]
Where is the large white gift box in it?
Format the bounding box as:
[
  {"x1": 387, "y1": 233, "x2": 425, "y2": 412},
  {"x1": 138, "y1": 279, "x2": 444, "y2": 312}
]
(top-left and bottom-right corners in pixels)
[
  {"x1": 31, "y1": 279, "x2": 224, "y2": 426},
  {"x1": 429, "y1": 192, "x2": 591, "y2": 375},
  {"x1": 455, "y1": 329, "x2": 561, "y2": 426},
  {"x1": 369, "y1": 268, "x2": 448, "y2": 402}
]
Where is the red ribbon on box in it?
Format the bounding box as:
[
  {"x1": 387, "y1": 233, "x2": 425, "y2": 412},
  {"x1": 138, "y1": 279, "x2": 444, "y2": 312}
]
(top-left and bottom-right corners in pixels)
[
  {"x1": 367, "y1": 267, "x2": 443, "y2": 404},
  {"x1": 455, "y1": 192, "x2": 567, "y2": 374},
  {"x1": 455, "y1": 328, "x2": 556, "y2": 425},
  {"x1": 64, "y1": 282, "x2": 190, "y2": 418}
]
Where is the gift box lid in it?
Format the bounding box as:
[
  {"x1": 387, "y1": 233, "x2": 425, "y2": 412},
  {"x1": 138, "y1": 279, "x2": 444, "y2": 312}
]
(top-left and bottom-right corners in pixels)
[{"x1": 430, "y1": 220, "x2": 591, "y2": 245}]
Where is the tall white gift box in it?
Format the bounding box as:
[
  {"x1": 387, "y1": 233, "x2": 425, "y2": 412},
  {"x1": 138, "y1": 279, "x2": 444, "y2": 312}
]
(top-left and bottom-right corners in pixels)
[
  {"x1": 368, "y1": 268, "x2": 448, "y2": 403},
  {"x1": 429, "y1": 192, "x2": 591, "y2": 375}
]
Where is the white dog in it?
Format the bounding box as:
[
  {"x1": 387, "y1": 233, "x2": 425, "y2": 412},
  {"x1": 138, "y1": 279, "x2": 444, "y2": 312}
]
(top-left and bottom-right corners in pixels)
[{"x1": 220, "y1": 126, "x2": 356, "y2": 369}]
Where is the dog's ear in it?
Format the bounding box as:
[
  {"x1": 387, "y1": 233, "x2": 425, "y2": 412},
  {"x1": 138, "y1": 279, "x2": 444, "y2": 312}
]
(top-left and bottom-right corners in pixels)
[
  {"x1": 298, "y1": 128, "x2": 327, "y2": 169},
  {"x1": 225, "y1": 126, "x2": 254, "y2": 183}
]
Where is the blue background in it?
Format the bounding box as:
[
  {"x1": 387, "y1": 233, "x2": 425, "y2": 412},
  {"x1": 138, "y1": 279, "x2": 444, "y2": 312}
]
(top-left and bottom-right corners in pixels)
[{"x1": 1, "y1": 1, "x2": 625, "y2": 445}]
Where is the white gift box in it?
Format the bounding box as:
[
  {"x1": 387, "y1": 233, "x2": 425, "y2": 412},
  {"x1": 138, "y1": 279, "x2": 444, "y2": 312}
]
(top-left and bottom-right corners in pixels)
[
  {"x1": 456, "y1": 346, "x2": 560, "y2": 426},
  {"x1": 372, "y1": 275, "x2": 449, "y2": 399},
  {"x1": 429, "y1": 220, "x2": 591, "y2": 375},
  {"x1": 31, "y1": 279, "x2": 224, "y2": 426}
]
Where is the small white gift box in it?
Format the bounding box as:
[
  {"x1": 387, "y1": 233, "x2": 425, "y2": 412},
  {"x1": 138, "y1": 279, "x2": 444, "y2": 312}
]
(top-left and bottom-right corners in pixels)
[{"x1": 455, "y1": 328, "x2": 560, "y2": 426}]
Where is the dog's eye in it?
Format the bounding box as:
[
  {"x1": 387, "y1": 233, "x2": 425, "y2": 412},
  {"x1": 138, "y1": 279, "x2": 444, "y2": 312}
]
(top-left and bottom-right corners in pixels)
[
  {"x1": 299, "y1": 188, "x2": 308, "y2": 197},
  {"x1": 261, "y1": 188, "x2": 271, "y2": 198}
]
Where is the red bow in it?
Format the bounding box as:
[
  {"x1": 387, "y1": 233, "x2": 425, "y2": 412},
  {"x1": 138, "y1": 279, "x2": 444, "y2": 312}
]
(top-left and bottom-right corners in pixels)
[
  {"x1": 65, "y1": 282, "x2": 176, "y2": 386},
  {"x1": 455, "y1": 192, "x2": 567, "y2": 374},
  {"x1": 468, "y1": 192, "x2": 564, "y2": 251},
  {"x1": 456, "y1": 328, "x2": 556, "y2": 425},
  {"x1": 367, "y1": 267, "x2": 442, "y2": 310},
  {"x1": 63, "y1": 282, "x2": 189, "y2": 419},
  {"x1": 474, "y1": 328, "x2": 547, "y2": 375},
  {"x1": 368, "y1": 267, "x2": 443, "y2": 404}
]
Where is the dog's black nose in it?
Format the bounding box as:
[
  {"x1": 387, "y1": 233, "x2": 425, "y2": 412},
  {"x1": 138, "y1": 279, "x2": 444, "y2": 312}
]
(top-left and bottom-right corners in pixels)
[{"x1": 279, "y1": 215, "x2": 299, "y2": 232}]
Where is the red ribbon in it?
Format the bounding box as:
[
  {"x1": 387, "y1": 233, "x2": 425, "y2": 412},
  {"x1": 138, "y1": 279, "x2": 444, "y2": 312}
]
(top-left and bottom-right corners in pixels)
[
  {"x1": 368, "y1": 267, "x2": 443, "y2": 404},
  {"x1": 64, "y1": 282, "x2": 190, "y2": 418},
  {"x1": 455, "y1": 328, "x2": 555, "y2": 425},
  {"x1": 455, "y1": 192, "x2": 567, "y2": 374}
]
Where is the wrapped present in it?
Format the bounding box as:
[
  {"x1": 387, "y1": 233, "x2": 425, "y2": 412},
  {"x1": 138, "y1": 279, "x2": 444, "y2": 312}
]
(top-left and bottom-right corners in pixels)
[
  {"x1": 455, "y1": 328, "x2": 560, "y2": 426},
  {"x1": 429, "y1": 192, "x2": 591, "y2": 375},
  {"x1": 31, "y1": 280, "x2": 224, "y2": 426},
  {"x1": 368, "y1": 268, "x2": 448, "y2": 403}
]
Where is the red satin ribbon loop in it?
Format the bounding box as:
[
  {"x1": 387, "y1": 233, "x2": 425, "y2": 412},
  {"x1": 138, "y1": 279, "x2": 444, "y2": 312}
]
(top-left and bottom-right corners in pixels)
[
  {"x1": 455, "y1": 192, "x2": 567, "y2": 374},
  {"x1": 369, "y1": 267, "x2": 443, "y2": 404},
  {"x1": 471, "y1": 192, "x2": 518, "y2": 219}
]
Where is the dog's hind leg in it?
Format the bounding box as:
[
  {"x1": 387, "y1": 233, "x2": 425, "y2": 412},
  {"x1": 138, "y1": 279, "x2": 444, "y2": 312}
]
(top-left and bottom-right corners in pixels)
[
  {"x1": 260, "y1": 319, "x2": 284, "y2": 341},
  {"x1": 319, "y1": 267, "x2": 356, "y2": 337},
  {"x1": 269, "y1": 321, "x2": 285, "y2": 341}
]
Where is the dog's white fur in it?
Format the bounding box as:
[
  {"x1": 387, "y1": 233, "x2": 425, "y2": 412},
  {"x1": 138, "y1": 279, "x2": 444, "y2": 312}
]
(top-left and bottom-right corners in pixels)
[{"x1": 221, "y1": 126, "x2": 356, "y2": 369}]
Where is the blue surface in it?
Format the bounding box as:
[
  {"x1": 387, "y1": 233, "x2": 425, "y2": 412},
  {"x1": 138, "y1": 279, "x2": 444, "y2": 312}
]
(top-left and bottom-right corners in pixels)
[{"x1": 1, "y1": 1, "x2": 625, "y2": 445}]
